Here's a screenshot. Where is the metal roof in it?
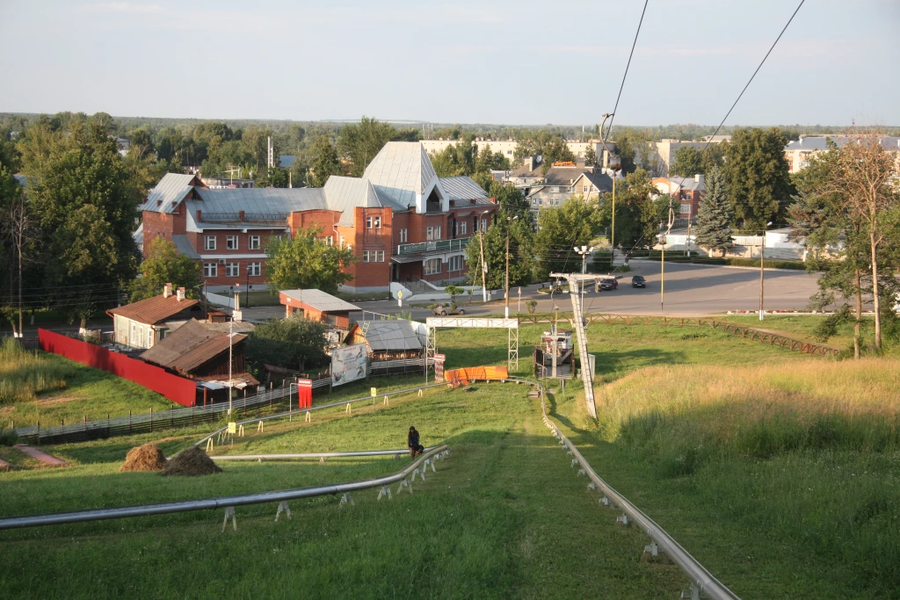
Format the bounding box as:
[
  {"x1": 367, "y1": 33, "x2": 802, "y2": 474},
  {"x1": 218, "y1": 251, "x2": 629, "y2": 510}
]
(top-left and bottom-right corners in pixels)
[
  {"x1": 440, "y1": 176, "x2": 489, "y2": 201},
  {"x1": 357, "y1": 320, "x2": 422, "y2": 352},
  {"x1": 140, "y1": 173, "x2": 202, "y2": 214},
  {"x1": 573, "y1": 172, "x2": 613, "y2": 193},
  {"x1": 281, "y1": 289, "x2": 360, "y2": 313},
  {"x1": 324, "y1": 177, "x2": 402, "y2": 226},
  {"x1": 140, "y1": 319, "x2": 246, "y2": 374},
  {"x1": 171, "y1": 235, "x2": 200, "y2": 258},
  {"x1": 109, "y1": 294, "x2": 201, "y2": 325},
  {"x1": 363, "y1": 142, "x2": 439, "y2": 208}
]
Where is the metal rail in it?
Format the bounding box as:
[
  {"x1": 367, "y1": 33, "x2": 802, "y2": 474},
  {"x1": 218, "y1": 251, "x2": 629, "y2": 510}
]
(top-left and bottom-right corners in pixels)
[
  {"x1": 511, "y1": 375, "x2": 740, "y2": 600},
  {"x1": 0, "y1": 445, "x2": 448, "y2": 531},
  {"x1": 191, "y1": 382, "x2": 449, "y2": 450},
  {"x1": 210, "y1": 448, "x2": 435, "y2": 461}
]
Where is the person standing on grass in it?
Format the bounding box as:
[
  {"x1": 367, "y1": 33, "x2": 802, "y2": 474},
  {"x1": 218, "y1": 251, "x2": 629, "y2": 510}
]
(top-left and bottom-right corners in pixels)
[{"x1": 408, "y1": 426, "x2": 424, "y2": 458}]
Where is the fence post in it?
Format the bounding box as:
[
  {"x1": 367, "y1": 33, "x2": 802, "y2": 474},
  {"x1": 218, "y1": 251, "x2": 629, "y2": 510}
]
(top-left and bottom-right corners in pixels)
[
  {"x1": 36, "y1": 421, "x2": 40, "y2": 445},
  {"x1": 129, "y1": 410, "x2": 132, "y2": 433},
  {"x1": 171, "y1": 406, "x2": 174, "y2": 428},
  {"x1": 150, "y1": 407, "x2": 153, "y2": 433},
  {"x1": 107, "y1": 414, "x2": 110, "y2": 436}
]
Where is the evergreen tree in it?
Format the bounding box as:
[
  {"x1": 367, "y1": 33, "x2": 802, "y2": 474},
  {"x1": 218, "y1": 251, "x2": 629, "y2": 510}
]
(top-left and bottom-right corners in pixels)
[
  {"x1": 722, "y1": 127, "x2": 794, "y2": 230},
  {"x1": 693, "y1": 167, "x2": 734, "y2": 257}
]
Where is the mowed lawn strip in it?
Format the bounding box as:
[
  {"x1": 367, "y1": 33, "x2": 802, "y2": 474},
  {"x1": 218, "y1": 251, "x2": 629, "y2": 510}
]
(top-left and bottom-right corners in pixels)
[{"x1": 1, "y1": 383, "x2": 688, "y2": 599}]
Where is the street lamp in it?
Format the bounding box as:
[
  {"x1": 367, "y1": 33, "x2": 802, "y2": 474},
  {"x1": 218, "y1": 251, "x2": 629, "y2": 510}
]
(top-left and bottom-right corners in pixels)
[
  {"x1": 759, "y1": 221, "x2": 773, "y2": 321},
  {"x1": 574, "y1": 245, "x2": 594, "y2": 317},
  {"x1": 504, "y1": 215, "x2": 518, "y2": 318}
]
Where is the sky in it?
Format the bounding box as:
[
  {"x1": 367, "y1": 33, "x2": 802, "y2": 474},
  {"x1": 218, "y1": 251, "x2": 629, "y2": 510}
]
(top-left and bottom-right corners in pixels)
[{"x1": 1, "y1": 0, "x2": 898, "y2": 127}]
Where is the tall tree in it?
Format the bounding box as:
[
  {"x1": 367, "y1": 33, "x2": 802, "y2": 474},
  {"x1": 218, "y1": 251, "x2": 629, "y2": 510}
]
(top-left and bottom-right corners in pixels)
[
  {"x1": 604, "y1": 168, "x2": 662, "y2": 251},
  {"x1": 265, "y1": 226, "x2": 356, "y2": 293},
  {"x1": 20, "y1": 119, "x2": 142, "y2": 326},
  {"x1": 532, "y1": 197, "x2": 604, "y2": 279},
  {"x1": 308, "y1": 135, "x2": 342, "y2": 187},
  {"x1": 611, "y1": 128, "x2": 654, "y2": 174},
  {"x1": 693, "y1": 167, "x2": 734, "y2": 257},
  {"x1": 722, "y1": 128, "x2": 794, "y2": 230},
  {"x1": 129, "y1": 237, "x2": 202, "y2": 302},
  {"x1": 337, "y1": 117, "x2": 402, "y2": 177},
  {"x1": 465, "y1": 212, "x2": 534, "y2": 290}
]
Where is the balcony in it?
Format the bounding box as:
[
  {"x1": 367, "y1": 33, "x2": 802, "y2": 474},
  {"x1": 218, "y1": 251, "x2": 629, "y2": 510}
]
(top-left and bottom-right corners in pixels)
[{"x1": 396, "y1": 237, "x2": 470, "y2": 256}]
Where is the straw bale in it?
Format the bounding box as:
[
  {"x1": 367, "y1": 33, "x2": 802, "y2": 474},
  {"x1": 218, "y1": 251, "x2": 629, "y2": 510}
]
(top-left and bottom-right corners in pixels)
[
  {"x1": 159, "y1": 446, "x2": 223, "y2": 477},
  {"x1": 120, "y1": 443, "x2": 167, "y2": 472}
]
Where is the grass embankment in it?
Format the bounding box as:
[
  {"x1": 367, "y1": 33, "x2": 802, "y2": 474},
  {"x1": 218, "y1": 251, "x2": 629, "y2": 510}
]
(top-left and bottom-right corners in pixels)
[
  {"x1": 0, "y1": 338, "x2": 174, "y2": 430},
  {"x1": 558, "y1": 358, "x2": 900, "y2": 599},
  {"x1": 0, "y1": 383, "x2": 686, "y2": 599}
]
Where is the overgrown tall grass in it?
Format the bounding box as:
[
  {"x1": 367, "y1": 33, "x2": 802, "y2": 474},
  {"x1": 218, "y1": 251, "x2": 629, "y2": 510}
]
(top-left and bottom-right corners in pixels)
[
  {"x1": 568, "y1": 357, "x2": 900, "y2": 597},
  {"x1": 0, "y1": 337, "x2": 73, "y2": 404},
  {"x1": 594, "y1": 358, "x2": 900, "y2": 461}
]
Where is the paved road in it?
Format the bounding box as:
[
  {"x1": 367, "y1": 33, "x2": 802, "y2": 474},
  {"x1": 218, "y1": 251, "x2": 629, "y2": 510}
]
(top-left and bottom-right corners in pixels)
[
  {"x1": 4, "y1": 261, "x2": 823, "y2": 337},
  {"x1": 316, "y1": 260, "x2": 823, "y2": 321}
]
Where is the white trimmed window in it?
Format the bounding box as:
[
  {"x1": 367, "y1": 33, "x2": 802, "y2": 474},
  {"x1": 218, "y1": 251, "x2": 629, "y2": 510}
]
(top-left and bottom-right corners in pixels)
[
  {"x1": 226, "y1": 235, "x2": 238, "y2": 250},
  {"x1": 448, "y1": 255, "x2": 465, "y2": 272},
  {"x1": 424, "y1": 258, "x2": 441, "y2": 275},
  {"x1": 366, "y1": 216, "x2": 382, "y2": 229},
  {"x1": 204, "y1": 235, "x2": 216, "y2": 250},
  {"x1": 203, "y1": 263, "x2": 217, "y2": 277},
  {"x1": 248, "y1": 235, "x2": 261, "y2": 250},
  {"x1": 248, "y1": 262, "x2": 261, "y2": 277},
  {"x1": 399, "y1": 229, "x2": 408, "y2": 243},
  {"x1": 481, "y1": 218, "x2": 488, "y2": 232},
  {"x1": 458, "y1": 221, "x2": 467, "y2": 236},
  {"x1": 225, "y1": 262, "x2": 239, "y2": 277},
  {"x1": 325, "y1": 235, "x2": 334, "y2": 246},
  {"x1": 426, "y1": 226, "x2": 441, "y2": 241}
]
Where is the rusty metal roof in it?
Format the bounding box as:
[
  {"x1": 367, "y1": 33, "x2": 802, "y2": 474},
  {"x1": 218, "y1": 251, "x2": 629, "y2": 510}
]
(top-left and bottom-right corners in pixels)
[
  {"x1": 109, "y1": 294, "x2": 201, "y2": 325},
  {"x1": 140, "y1": 319, "x2": 246, "y2": 374}
]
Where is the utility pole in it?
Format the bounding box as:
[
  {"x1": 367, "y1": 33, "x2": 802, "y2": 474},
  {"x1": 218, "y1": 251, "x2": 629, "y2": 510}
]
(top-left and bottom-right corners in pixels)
[
  {"x1": 479, "y1": 229, "x2": 488, "y2": 303},
  {"x1": 759, "y1": 222, "x2": 772, "y2": 321},
  {"x1": 504, "y1": 215, "x2": 518, "y2": 318},
  {"x1": 599, "y1": 113, "x2": 616, "y2": 258}
]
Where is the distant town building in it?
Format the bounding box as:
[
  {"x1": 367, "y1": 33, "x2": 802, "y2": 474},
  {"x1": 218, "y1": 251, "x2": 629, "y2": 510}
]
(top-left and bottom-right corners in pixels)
[{"x1": 137, "y1": 142, "x2": 499, "y2": 293}]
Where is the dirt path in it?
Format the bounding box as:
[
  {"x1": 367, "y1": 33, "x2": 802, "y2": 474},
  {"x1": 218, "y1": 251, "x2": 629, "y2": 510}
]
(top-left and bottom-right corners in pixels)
[{"x1": 14, "y1": 444, "x2": 66, "y2": 466}]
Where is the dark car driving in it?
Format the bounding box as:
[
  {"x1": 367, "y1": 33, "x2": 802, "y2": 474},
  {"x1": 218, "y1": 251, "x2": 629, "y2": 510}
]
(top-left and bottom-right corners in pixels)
[
  {"x1": 632, "y1": 275, "x2": 646, "y2": 288},
  {"x1": 598, "y1": 277, "x2": 618, "y2": 291}
]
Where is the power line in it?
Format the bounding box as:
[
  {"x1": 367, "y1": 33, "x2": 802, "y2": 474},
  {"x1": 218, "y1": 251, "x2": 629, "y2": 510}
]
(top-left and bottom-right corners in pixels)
[{"x1": 606, "y1": 0, "x2": 650, "y2": 134}]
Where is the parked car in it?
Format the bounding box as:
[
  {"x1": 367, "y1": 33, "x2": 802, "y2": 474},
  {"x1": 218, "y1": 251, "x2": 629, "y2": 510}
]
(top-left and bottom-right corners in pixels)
[
  {"x1": 432, "y1": 303, "x2": 466, "y2": 316},
  {"x1": 631, "y1": 275, "x2": 646, "y2": 288},
  {"x1": 598, "y1": 277, "x2": 618, "y2": 291}
]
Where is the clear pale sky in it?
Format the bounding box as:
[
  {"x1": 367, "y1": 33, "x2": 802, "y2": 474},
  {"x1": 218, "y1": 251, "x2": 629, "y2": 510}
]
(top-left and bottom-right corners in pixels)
[{"x1": 1, "y1": 0, "x2": 897, "y2": 127}]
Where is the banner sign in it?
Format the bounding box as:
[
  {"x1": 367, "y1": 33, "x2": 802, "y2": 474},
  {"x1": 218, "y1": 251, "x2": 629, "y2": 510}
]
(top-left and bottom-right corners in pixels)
[
  {"x1": 434, "y1": 353, "x2": 446, "y2": 382},
  {"x1": 331, "y1": 344, "x2": 368, "y2": 387}
]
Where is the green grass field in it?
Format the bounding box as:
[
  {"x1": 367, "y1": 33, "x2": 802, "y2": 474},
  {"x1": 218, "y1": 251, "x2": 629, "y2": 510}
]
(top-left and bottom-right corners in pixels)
[
  {"x1": 2, "y1": 317, "x2": 898, "y2": 598},
  {"x1": 0, "y1": 338, "x2": 175, "y2": 430}
]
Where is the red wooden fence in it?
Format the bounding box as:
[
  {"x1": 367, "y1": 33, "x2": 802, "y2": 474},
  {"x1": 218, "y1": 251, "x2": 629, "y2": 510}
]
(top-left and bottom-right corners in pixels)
[{"x1": 38, "y1": 329, "x2": 197, "y2": 407}]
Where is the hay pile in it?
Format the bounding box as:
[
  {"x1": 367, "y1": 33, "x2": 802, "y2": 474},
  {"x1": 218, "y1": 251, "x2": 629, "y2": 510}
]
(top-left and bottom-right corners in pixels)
[
  {"x1": 120, "y1": 443, "x2": 167, "y2": 472},
  {"x1": 159, "y1": 446, "x2": 222, "y2": 477}
]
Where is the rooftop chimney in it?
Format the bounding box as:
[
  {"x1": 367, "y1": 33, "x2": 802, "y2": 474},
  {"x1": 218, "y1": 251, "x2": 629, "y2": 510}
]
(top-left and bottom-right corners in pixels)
[
  {"x1": 163, "y1": 283, "x2": 173, "y2": 298},
  {"x1": 176, "y1": 287, "x2": 185, "y2": 302},
  {"x1": 694, "y1": 174, "x2": 701, "y2": 183}
]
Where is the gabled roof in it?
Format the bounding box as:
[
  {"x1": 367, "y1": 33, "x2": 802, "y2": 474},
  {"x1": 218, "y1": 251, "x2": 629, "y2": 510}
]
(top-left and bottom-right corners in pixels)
[
  {"x1": 543, "y1": 166, "x2": 594, "y2": 186},
  {"x1": 324, "y1": 176, "x2": 402, "y2": 225},
  {"x1": 109, "y1": 294, "x2": 201, "y2": 325},
  {"x1": 572, "y1": 172, "x2": 613, "y2": 193},
  {"x1": 140, "y1": 319, "x2": 246, "y2": 374},
  {"x1": 280, "y1": 289, "x2": 360, "y2": 313},
  {"x1": 139, "y1": 173, "x2": 204, "y2": 214},
  {"x1": 355, "y1": 320, "x2": 422, "y2": 352},
  {"x1": 363, "y1": 142, "x2": 439, "y2": 208}
]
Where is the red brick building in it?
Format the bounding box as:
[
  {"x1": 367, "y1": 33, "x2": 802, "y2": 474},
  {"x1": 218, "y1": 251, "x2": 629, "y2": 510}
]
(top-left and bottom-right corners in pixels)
[
  {"x1": 653, "y1": 175, "x2": 706, "y2": 220},
  {"x1": 138, "y1": 143, "x2": 499, "y2": 292}
]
